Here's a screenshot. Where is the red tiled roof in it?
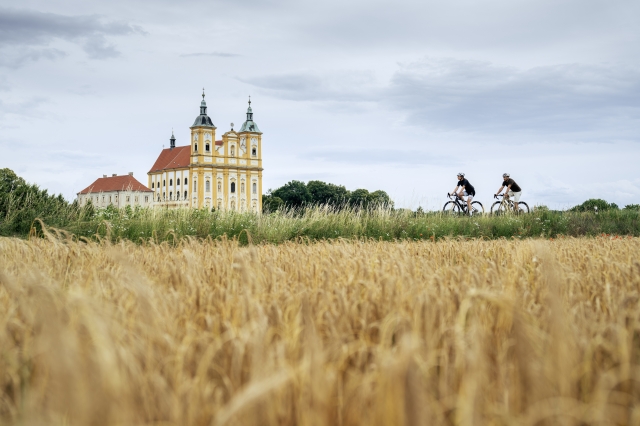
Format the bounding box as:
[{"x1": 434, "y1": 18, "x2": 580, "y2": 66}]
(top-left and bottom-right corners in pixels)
[
  {"x1": 78, "y1": 175, "x2": 152, "y2": 194},
  {"x1": 215, "y1": 140, "x2": 223, "y2": 146},
  {"x1": 148, "y1": 145, "x2": 191, "y2": 173}
]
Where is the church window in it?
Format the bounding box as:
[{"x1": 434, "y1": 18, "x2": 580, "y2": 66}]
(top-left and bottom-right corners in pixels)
[
  {"x1": 241, "y1": 183, "x2": 245, "y2": 193},
  {"x1": 194, "y1": 143, "x2": 198, "y2": 152},
  {"x1": 157, "y1": 195, "x2": 160, "y2": 202},
  {"x1": 176, "y1": 192, "x2": 180, "y2": 200},
  {"x1": 193, "y1": 181, "x2": 197, "y2": 192},
  {"x1": 230, "y1": 146, "x2": 235, "y2": 157},
  {"x1": 169, "y1": 179, "x2": 173, "y2": 186},
  {"x1": 152, "y1": 182, "x2": 154, "y2": 189},
  {"x1": 252, "y1": 147, "x2": 257, "y2": 157},
  {"x1": 163, "y1": 193, "x2": 166, "y2": 200},
  {"x1": 170, "y1": 192, "x2": 173, "y2": 200},
  {"x1": 252, "y1": 183, "x2": 257, "y2": 194},
  {"x1": 184, "y1": 178, "x2": 188, "y2": 185},
  {"x1": 102, "y1": 196, "x2": 105, "y2": 203},
  {"x1": 184, "y1": 191, "x2": 187, "y2": 200},
  {"x1": 206, "y1": 181, "x2": 210, "y2": 192},
  {"x1": 217, "y1": 181, "x2": 221, "y2": 192},
  {"x1": 231, "y1": 182, "x2": 236, "y2": 193},
  {"x1": 176, "y1": 179, "x2": 180, "y2": 186},
  {"x1": 126, "y1": 196, "x2": 130, "y2": 202},
  {"x1": 163, "y1": 180, "x2": 165, "y2": 187},
  {"x1": 205, "y1": 143, "x2": 210, "y2": 152}
]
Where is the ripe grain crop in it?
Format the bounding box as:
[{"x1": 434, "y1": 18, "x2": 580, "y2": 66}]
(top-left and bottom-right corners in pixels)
[{"x1": 1, "y1": 234, "x2": 640, "y2": 425}]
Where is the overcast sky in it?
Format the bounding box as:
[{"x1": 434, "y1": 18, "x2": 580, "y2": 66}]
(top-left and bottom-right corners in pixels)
[{"x1": 1, "y1": 0, "x2": 639, "y2": 209}]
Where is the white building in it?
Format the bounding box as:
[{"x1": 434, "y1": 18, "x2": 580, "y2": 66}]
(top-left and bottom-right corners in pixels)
[{"x1": 77, "y1": 173, "x2": 153, "y2": 208}]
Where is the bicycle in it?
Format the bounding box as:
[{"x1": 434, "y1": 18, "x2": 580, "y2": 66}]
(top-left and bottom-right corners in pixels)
[
  {"x1": 490, "y1": 194, "x2": 529, "y2": 215},
  {"x1": 442, "y1": 193, "x2": 484, "y2": 216}
]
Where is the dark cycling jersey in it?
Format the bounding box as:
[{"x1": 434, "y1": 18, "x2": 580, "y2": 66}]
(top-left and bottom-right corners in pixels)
[
  {"x1": 457, "y1": 178, "x2": 475, "y2": 196},
  {"x1": 502, "y1": 178, "x2": 521, "y2": 192}
]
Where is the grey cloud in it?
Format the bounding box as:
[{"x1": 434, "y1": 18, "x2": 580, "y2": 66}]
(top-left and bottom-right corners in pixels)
[
  {"x1": 181, "y1": 52, "x2": 241, "y2": 58},
  {"x1": 0, "y1": 47, "x2": 66, "y2": 68},
  {"x1": 0, "y1": 8, "x2": 145, "y2": 63},
  {"x1": 389, "y1": 59, "x2": 640, "y2": 135},
  {"x1": 242, "y1": 59, "x2": 640, "y2": 138},
  {"x1": 240, "y1": 70, "x2": 376, "y2": 102}
]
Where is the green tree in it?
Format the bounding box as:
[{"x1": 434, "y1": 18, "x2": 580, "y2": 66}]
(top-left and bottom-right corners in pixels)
[
  {"x1": 0, "y1": 168, "x2": 71, "y2": 235},
  {"x1": 271, "y1": 180, "x2": 312, "y2": 208},
  {"x1": 369, "y1": 190, "x2": 393, "y2": 208},
  {"x1": 624, "y1": 204, "x2": 640, "y2": 211},
  {"x1": 307, "y1": 180, "x2": 349, "y2": 206},
  {"x1": 262, "y1": 194, "x2": 284, "y2": 213},
  {"x1": 349, "y1": 189, "x2": 371, "y2": 208},
  {"x1": 570, "y1": 199, "x2": 619, "y2": 212}
]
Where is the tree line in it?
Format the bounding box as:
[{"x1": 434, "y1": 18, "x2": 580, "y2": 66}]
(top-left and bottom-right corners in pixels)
[{"x1": 262, "y1": 180, "x2": 393, "y2": 212}]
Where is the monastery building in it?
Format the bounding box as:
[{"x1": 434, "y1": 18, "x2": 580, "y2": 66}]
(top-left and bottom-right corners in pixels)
[{"x1": 148, "y1": 92, "x2": 264, "y2": 212}]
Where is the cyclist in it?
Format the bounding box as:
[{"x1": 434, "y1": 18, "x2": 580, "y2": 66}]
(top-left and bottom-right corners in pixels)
[
  {"x1": 448, "y1": 173, "x2": 475, "y2": 215},
  {"x1": 495, "y1": 173, "x2": 522, "y2": 211}
]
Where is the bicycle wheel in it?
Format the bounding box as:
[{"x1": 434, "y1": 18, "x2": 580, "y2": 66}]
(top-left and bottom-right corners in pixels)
[
  {"x1": 516, "y1": 202, "x2": 529, "y2": 214},
  {"x1": 471, "y1": 201, "x2": 484, "y2": 215},
  {"x1": 442, "y1": 201, "x2": 462, "y2": 215},
  {"x1": 491, "y1": 201, "x2": 505, "y2": 215}
]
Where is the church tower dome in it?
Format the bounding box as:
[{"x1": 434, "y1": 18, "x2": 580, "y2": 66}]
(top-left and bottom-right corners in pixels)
[
  {"x1": 239, "y1": 97, "x2": 261, "y2": 133},
  {"x1": 192, "y1": 89, "x2": 215, "y2": 128}
]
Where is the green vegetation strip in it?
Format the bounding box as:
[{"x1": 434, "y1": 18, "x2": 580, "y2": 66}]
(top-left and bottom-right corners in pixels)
[{"x1": 2, "y1": 205, "x2": 638, "y2": 244}]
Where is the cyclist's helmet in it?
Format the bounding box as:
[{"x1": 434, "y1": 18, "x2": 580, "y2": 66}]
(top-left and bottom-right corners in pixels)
[
  {"x1": 503, "y1": 173, "x2": 510, "y2": 178},
  {"x1": 457, "y1": 173, "x2": 465, "y2": 177}
]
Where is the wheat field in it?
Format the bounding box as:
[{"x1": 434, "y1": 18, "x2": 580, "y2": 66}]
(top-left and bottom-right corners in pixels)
[{"x1": 1, "y1": 233, "x2": 639, "y2": 425}]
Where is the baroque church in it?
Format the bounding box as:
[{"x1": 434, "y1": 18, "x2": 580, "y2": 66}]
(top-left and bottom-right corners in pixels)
[{"x1": 147, "y1": 92, "x2": 263, "y2": 212}]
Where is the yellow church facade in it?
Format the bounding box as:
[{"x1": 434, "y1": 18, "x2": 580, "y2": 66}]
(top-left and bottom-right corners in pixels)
[{"x1": 147, "y1": 93, "x2": 263, "y2": 212}]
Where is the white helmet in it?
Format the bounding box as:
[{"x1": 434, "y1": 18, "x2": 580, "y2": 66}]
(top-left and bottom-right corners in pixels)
[
  {"x1": 503, "y1": 173, "x2": 510, "y2": 178},
  {"x1": 457, "y1": 173, "x2": 465, "y2": 177}
]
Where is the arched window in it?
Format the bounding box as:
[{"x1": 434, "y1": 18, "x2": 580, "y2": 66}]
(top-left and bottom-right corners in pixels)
[
  {"x1": 157, "y1": 195, "x2": 160, "y2": 202},
  {"x1": 169, "y1": 179, "x2": 173, "y2": 186},
  {"x1": 252, "y1": 183, "x2": 257, "y2": 194},
  {"x1": 252, "y1": 147, "x2": 257, "y2": 157},
  {"x1": 163, "y1": 193, "x2": 166, "y2": 200},
  {"x1": 231, "y1": 182, "x2": 236, "y2": 193},
  {"x1": 163, "y1": 180, "x2": 166, "y2": 187},
  {"x1": 206, "y1": 181, "x2": 210, "y2": 192},
  {"x1": 169, "y1": 192, "x2": 172, "y2": 200},
  {"x1": 184, "y1": 178, "x2": 188, "y2": 185},
  {"x1": 194, "y1": 143, "x2": 198, "y2": 152},
  {"x1": 230, "y1": 146, "x2": 235, "y2": 157},
  {"x1": 217, "y1": 181, "x2": 221, "y2": 192},
  {"x1": 184, "y1": 191, "x2": 187, "y2": 199},
  {"x1": 152, "y1": 182, "x2": 154, "y2": 189},
  {"x1": 241, "y1": 183, "x2": 245, "y2": 193},
  {"x1": 205, "y1": 143, "x2": 210, "y2": 152},
  {"x1": 193, "y1": 181, "x2": 196, "y2": 192},
  {"x1": 177, "y1": 179, "x2": 180, "y2": 186}
]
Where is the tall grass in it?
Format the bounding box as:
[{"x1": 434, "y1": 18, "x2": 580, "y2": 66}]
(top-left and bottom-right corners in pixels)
[
  {"x1": 1, "y1": 234, "x2": 639, "y2": 425},
  {"x1": 19, "y1": 204, "x2": 640, "y2": 243}
]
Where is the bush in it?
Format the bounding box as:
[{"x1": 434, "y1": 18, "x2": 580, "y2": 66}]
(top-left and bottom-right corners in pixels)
[{"x1": 624, "y1": 204, "x2": 640, "y2": 211}]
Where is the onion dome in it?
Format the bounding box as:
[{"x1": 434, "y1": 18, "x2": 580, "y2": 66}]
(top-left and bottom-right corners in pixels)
[
  {"x1": 191, "y1": 89, "x2": 215, "y2": 127},
  {"x1": 239, "y1": 97, "x2": 261, "y2": 133}
]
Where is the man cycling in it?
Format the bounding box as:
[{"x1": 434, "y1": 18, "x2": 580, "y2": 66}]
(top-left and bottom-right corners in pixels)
[
  {"x1": 495, "y1": 173, "x2": 522, "y2": 211},
  {"x1": 449, "y1": 173, "x2": 475, "y2": 215}
]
